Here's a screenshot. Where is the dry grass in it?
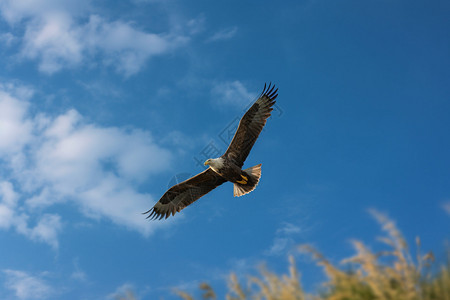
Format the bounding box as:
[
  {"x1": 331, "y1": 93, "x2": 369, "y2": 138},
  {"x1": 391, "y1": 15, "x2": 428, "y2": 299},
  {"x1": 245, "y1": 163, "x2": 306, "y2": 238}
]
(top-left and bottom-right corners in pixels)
[{"x1": 175, "y1": 210, "x2": 449, "y2": 300}]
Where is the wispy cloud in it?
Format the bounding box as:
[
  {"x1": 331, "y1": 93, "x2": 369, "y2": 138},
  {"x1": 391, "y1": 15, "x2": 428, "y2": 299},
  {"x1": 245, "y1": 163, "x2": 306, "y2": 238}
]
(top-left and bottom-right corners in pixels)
[
  {"x1": 0, "y1": 32, "x2": 16, "y2": 46},
  {"x1": 0, "y1": 1, "x2": 188, "y2": 76},
  {"x1": 3, "y1": 269, "x2": 53, "y2": 300},
  {"x1": 443, "y1": 201, "x2": 450, "y2": 216},
  {"x1": 265, "y1": 222, "x2": 304, "y2": 256},
  {"x1": 186, "y1": 15, "x2": 206, "y2": 35},
  {"x1": 211, "y1": 80, "x2": 256, "y2": 107},
  {"x1": 207, "y1": 26, "x2": 238, "y2": 42},
  {"x1": 70, "y1": 259, "x2": 87, "y2": 282},
  {"x1": 266, "y1": 237, "x2": 291, "y2": 256},
  {"x1": 108, "y1": 283, "x2": 137, "y2": 300},
  {"x1": 277, "y1": 222, "x2": 302, "y2": 235},
  {"x1": 76, "y1": 79, "x2": 123, "y2": 99},
  {"x1": 0, "y1": 82, "x2": 175, "y2": 247}
]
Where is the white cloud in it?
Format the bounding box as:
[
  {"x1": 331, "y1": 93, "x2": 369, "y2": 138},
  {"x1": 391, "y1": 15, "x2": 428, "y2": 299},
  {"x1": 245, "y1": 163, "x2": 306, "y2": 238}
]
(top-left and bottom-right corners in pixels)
[
  {"x1": 0, "y1": 90, "x2": 32, "y2": 154},
  {"x1": 3, "y1": 269, "x2": 53, "y2": 300},
  {"x1": 0, "y1": 181, "x2": 18, "y2": 208},
  {"x1": 83, "y1": 15, "x2": 187, "y2": 76},
  {"x1": 207, "y1": 26, "x2": 238, "y2": 42},
  {"x1": 21, "y1": 12, "x2": 83, "y2": 74},
  {"x1": 78, "y1": 176, "x2": 155, "y2": 232},
  {"x1": 0, "y1": 1, "x2": 188, "y2": 76},
  {"x1": 0, "y1": 0, "x2": 89, "y2": 25},
  {"x1": 0, "y1": 182, "x2": 19, "y2": 229},
  {"x1": 0, "y1": 181, "x2": 62, "y2": 249},
  {"x1": 211, "y1": 80, "x2": 256, "y2": 107},
  {"x1": 0, "y1": 202, "x2": 16, "y2": 230},
  {"x1": 29, "y1": 214, "x2": 63, "y2": 249},
  {"x1": 0, "y1": 82, "x2": 35, "y2": 100},
  {"x1": 0, "y1": 0, "x2": 52, "y2": 24},
  {"x1": 0, "y1": 83, "x2": 175, "y2": 247}
]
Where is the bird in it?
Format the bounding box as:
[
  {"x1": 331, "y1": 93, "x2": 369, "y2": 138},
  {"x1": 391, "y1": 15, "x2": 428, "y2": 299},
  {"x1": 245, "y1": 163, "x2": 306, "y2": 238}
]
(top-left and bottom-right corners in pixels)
[{"x1": 144, "y1": 83, "x2": 278, "y2": 220}]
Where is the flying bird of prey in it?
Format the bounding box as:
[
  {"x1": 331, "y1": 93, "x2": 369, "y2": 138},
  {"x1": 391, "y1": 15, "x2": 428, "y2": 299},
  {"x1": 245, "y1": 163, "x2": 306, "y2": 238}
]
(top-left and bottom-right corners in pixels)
[{"x1": 144, "y1": 83, "x2": 278, "y2": 220}]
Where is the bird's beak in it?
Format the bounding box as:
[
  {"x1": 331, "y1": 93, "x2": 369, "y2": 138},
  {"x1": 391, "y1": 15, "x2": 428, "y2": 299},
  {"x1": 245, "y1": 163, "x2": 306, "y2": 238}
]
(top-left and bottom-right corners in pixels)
[{"x1": 204, "y1": 160, "x2": 209, "y2": 166}]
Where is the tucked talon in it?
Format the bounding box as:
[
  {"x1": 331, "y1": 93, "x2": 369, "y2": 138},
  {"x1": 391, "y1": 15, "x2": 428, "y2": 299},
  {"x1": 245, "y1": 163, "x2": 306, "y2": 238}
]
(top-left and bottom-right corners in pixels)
[{"x1": 236, "y1": 175, "x2": 248, "y2": 184}]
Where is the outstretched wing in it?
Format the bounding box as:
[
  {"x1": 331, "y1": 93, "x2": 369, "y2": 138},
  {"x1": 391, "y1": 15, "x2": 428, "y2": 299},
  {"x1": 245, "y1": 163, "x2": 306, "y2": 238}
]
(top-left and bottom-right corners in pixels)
[
  {"x1": 224, "y1": 83, "x2": 278, "y2": 167},
  {"x1": 144, "y1": 168, "x2": 226, "y2": 220}
]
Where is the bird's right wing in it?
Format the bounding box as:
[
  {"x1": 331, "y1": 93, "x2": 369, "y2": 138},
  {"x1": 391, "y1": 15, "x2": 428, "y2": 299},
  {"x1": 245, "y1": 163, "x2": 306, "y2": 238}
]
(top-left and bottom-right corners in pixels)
[
  {"x1": 144, "y1": 168, "x2": 226, "y2": 220},
  {"x1": 224, "y1": 83, "x2": 278, "y2": 167}
]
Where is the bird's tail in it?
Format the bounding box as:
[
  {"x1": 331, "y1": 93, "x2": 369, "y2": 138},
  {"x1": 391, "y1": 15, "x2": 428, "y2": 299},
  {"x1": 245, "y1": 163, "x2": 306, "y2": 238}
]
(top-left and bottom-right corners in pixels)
[{"x1": 233, "y1": 164, "x2": 262, "y2": 197}]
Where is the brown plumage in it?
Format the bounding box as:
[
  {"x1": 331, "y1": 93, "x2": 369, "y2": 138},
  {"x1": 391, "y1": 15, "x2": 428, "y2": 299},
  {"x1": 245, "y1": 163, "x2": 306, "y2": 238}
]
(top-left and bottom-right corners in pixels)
[
  {"x1": 146, "y1": 168, "x2": 226, "y2": 220},
  {"x1": 144, "y1": 83, "x2": 278, "y2": 220}
]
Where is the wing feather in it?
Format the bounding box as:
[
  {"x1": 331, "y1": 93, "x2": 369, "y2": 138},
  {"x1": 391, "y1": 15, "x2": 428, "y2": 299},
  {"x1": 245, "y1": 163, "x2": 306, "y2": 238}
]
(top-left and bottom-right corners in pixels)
[
  {"x1": 143, "y1": 168, "x2": 226, "y2": 220},
  {"x1": 224, "y1": 83, "x2": 278, "y2": 167}
]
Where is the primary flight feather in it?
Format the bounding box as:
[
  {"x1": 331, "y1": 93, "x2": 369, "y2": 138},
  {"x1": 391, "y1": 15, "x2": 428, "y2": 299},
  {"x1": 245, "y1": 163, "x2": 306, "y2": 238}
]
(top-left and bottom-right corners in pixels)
[{"x1": 144, "y1": 83, "x2": 278, "y2": 220}]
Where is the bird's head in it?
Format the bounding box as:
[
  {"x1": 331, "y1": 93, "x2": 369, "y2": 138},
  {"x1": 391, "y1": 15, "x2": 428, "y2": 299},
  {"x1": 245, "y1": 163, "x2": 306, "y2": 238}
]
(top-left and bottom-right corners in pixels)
[{"x1": 204, "y1": 157, "x2": 224, "y2": 168}]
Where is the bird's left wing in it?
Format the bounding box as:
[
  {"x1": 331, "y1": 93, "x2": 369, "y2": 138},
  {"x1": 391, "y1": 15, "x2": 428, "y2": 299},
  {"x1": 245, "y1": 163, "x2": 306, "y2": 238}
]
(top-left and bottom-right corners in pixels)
[{"x1": 144, "y1": 168, "x2": 226, "y2": 220}]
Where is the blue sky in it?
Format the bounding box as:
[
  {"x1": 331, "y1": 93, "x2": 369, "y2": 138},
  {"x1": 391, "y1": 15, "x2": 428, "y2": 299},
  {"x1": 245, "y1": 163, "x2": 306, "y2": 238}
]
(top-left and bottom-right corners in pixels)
[{"x1": 0, "y1": 0, "x2": 449, "y2": 299}]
